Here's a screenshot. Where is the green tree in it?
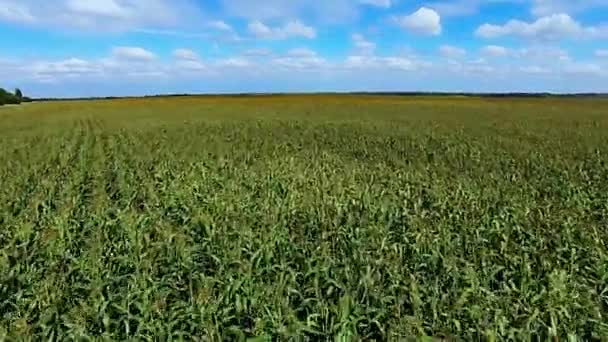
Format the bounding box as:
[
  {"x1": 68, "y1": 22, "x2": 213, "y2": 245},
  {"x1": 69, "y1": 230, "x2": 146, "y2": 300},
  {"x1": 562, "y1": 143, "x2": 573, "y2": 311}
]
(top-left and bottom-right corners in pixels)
[
  {"x1": 0, "y1": 88, "x2": 8, "y2": 105},
  {"x1": 15, "y1": 88, "x2": 23, "y2": 100},
  {"x1": 0, "y1": 87, "x2": 21, "y2": 105}
]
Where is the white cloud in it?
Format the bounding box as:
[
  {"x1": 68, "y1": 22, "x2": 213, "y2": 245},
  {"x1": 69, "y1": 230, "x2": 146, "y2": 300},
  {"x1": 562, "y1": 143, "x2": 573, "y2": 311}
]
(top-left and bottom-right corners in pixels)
[
  {"x1": 480, "y1": 45, "x2": 510, "y2": 57},
  {"x1": 243, "y1": 48, "x2": 274, "y2": 57},
  {"x1": 444, "y1": 58, "x2": 497, "y2": 75},
  {"x1": 394, "y1": 7, "x2": 442, "y2": 36},
  {"x1": 207, "y1": 20, "x2": 233, "y2": 31},
  {"x1": 273, "y1": 54, "x2": 328, "y2": 70},
  {"x1": 439, "y1": 45, "x2": 466, "y2": 58},
  {"x1": 112, "y1": 47, "x2": 157, "y2": 61},
  {"x1": 476, "y1": 13, "x2": 608, "y2": 40},
  {"x1": 248, "y1": 20, "x2": 316, "y2": 40},
  {"x1": 248, "y1": 21, "x2": 273, "y2": 38},
  {"x1": 65, "y1": 0, "x2": 130, "y2": 18},
  {"x1": 20, "y1": 53, "x2": 171, "y2": 84},
  {"x1": 29, "y1": 58, "x2": 102, "y2": 81},
  {"x1": 520, "y1": 65, "x2": 551, "y2": 74},
  {"x1": 531, "y1": 0, "x2": 608, "y2": 16},
  {"x1": 383, "y1": 57, "x2": 419, "y2": 70},
  {"x1": 352, "y1": 34, "x2": 376, "y2": 55},
  {"x1": 345, "y1": 55, "x2": 423, "y2": 71},
  {"x1": 0, "y1": 1, "x2": 36, "y2": 23},
  {"x1": 217, "y1": 58, "x2": 250, "y2": 68},
  {"x1": 0, "y1": 0, "x2": 200, "y2": 31},
  {"x1": 564, "y1": 62, "x2": 604, "y2": 75},
  {"x1": 277, "y1": 21, "x2": 317, "y2": 39},
  {"x1": 359, "y1": 0, "x2": 391, "y2": 8},
  {"x1": 173, "y1": 49, "x2": 200, "y2": 61},
  {"x1": 205, "y1": 21, "x2": 242, "y2": 42},
  {"x1": 596, "y1": 49, "x2": 608, "y2": 58},
  {"x1": 17, "y1": 47, "x2": 210, "y2": 83},
  {"x1": 286, "y1": 48, "x2": 318, "y2": 58},
  {"x1": 132, "y1": 28, "x2": 206, "y2": 38},
  {"x1": 516, "y1": 46, "x2": 570, "y2": 62},
  {"x1": 175, "y1": 59, "x2": 205, "y2": 71},
  {"x1": 273, "y1": 58, "x2": 327, "y2": 69}
]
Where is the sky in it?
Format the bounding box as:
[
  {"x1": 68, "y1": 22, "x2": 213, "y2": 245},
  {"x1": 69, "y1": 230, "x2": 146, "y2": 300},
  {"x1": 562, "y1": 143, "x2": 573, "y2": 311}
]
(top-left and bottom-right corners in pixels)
[{"x1": 1, "y1": 0, "x2": 607, "y2": 97}]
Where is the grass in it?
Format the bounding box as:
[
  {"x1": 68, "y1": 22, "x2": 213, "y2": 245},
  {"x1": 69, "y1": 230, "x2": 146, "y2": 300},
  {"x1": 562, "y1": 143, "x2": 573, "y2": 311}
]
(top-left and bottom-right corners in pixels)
[{"x1": 0, "y1": 95, "x2": 607, "y2": 340}]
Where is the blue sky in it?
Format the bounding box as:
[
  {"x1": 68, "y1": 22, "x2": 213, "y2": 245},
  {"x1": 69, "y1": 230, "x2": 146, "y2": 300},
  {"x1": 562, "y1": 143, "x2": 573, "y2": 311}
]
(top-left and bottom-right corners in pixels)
[{"x1": 1, "y1": 0, "x2": 607, "y2": 97}]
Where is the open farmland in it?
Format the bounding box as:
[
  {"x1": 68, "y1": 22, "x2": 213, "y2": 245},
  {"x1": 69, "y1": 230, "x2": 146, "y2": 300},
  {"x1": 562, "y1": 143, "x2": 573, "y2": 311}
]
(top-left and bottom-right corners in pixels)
[{"x1": 0, "y1": 95, "x2": 607, "y2": 340}]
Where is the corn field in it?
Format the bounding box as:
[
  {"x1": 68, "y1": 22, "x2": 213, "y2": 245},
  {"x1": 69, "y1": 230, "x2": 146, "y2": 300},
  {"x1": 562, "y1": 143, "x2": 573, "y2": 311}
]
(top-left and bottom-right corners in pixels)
[{"x1": 0, "y1": 96, "x2": 607, "y2": 340}]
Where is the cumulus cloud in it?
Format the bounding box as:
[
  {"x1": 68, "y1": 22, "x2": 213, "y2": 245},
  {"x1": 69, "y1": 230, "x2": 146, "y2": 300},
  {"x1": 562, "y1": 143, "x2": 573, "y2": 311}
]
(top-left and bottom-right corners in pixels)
[
  {"x1": 480, "y1": 45, "x2": 510, "y2": 57},
  {"x1": 394, "y1": 7, "x2": 442, "y2": 36},
  {"x1": 0, "y1": 1, "x2": 36, "y2": 23},
  {"x1": 175, "y1": 59, "x2": 205, "y2": 71},
  {"x1": 359, "y1": 0, "x2": 391, "y2": 8},
  {"x1": 286, "y1": 48, "x2": 318, "y2": 58},
  {"x1": 248, "y1": 20, "x2": 316, "y2": 40},
  {"x1": 344, "y1": 55, "x2": 428, "y2": 71},
  {"x1": 207, "y1": 20, "x2": 233, "y2": 31},
  {"x1": 352, "y1": 34, "x2": 376, "y2": 55},
  {"x1": 516, "y1": 46, "x2": 570, "y2": 62},
  {"x1": 439, "y1": 45, "x2": 467, "y2": 58},
  {"x1": 28, "y1": 58, "x2": 102, "y2": 82},
  {"x1": 65, "y1": 0, "x2": 130, "y2": 18},
  {"x1": 564, "y1": 62, "x2": 604, "y2": 75},
  {"x1": 243, "y1": 48, "x2": 274, "y2": 57},
  {"x1": 112, "y1": 46, "x2": 156, "y2": 61},
  {"x1": 445, "y1": 58, "x2": 496, "y2": 75},
  {"x1": 476, "y1": 13, "x2": 608, "y2": 40},
  {"x1": 18, "y1": 50, "x2": 170, "y2": 84},
  {"x1": 217, "y1": 58, "x2": 250, "y2": 68},
  {"x1": 519, "y1": 65, "x2": 551, "y2": 74},
  {"x1": 173, "y1": 49, "x2": 200, "y2": 61},
  {"x1": 531, "y1": 0, "x2": 608, "y2": 16},
  {"x1": 272, "y1": 57, "x2": 327, "y2": 70},
  {"x1": 273, "y1": 49, "x2": 328, "y2": 70},
  {"x1": 0, "y1": 0, "x2": 200, "y2": 31}
]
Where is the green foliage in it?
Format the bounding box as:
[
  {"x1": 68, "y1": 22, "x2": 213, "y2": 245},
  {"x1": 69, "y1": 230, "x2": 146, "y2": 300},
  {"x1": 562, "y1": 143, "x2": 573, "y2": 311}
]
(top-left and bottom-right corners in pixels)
[
  {"x1": 0, "y1": 96, "x2": 607, "y2": 340},
  {"x1": 0, "y1": 87, "x2": 22, "y2": 105}
]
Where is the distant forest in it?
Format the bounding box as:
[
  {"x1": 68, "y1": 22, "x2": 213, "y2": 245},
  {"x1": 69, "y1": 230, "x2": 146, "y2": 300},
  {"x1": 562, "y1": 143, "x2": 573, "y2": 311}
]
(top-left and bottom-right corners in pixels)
[{"x1": 0, "y1": 88, "x2": 31, "y2": 106}]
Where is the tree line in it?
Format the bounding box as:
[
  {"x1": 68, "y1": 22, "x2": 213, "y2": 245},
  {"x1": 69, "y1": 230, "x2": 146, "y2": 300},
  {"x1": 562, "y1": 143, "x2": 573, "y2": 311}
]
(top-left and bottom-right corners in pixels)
[{"x1": 0, "y1": 88, "x2": 31, "y2": 106}]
